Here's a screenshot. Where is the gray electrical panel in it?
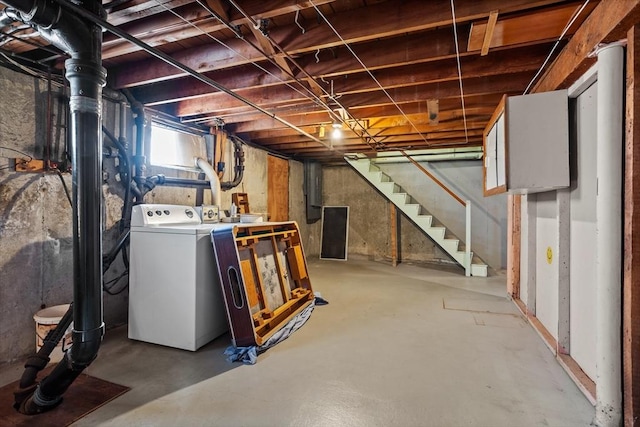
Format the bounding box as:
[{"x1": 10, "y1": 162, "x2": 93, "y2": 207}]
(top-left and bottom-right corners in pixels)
[{"x1": 304, "y1": 161, "x2": 322, "y2": 223}]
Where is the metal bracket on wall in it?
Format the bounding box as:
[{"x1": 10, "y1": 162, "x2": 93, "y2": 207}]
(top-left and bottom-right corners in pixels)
[{"x1": 15, "y1": 159, "x2": 47, "y2": 172}]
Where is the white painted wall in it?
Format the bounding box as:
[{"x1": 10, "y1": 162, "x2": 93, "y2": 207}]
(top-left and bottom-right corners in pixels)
[
  {"x1": 520, "y1": 195, "x2": 529, "y2": 305},
  {"x1": 534, "y1": 191, "x2": 559, "y2": 340},
  {"x1": 518, "y1": 73, "x2": 601, "y2": 384},
  {"x1": 569, "y1": 81, "x2": 598, "y2": 381}
]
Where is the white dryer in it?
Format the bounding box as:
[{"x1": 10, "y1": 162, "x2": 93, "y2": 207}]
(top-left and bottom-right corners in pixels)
[{"x1": 128, "y1": 204, "x2": 229, "y2": 351}]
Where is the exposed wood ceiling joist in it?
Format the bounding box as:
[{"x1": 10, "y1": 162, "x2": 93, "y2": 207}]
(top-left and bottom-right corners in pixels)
[{"x1": 0, "y1": 0, "x2": 601, "y2": 161}]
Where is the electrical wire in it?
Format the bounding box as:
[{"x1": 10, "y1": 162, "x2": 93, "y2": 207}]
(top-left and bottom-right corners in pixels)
[
  {"x1": 0, "y1": 145, "x2": 33, "y2": 161},
  {"x1": 295, "y1": 10, "x2": 306, "y2": 34},
  {"x1": 152, "y1": 0, "x2": 377, "y2": 150},
  {"x1": 522, "y1": 0, "x2": 591, "y2": 95},
  {"x1": 0, "y1": 52, "x2": 41, "y2": 77},
  {"x1": 103, "y1": 269, "x2": 129, "y2": 295},
  {"x1": 55, "y1": 0, "x2": 329, "y2": 148},
  {"x1": 225, "y1": 1, "x2": 383, "y2": 148},
  {"x1": 308, "y1": 0, "x2": 430, "y2": 145},
  {"x1": 55, "y1": 169, "x2": 72, "y2": 206},
  {"x1": 0, "y1": 30, "x2": 63, "y2": 56},
  {"x1": 149, "y1": 0, "x2": 336, "y2": 119},
  {"x1": 0, "y1": 48, "x2": 66, "y2": 85},
  {"x1": 449, "y1": 0, "x2": 469, "y2": 145}
]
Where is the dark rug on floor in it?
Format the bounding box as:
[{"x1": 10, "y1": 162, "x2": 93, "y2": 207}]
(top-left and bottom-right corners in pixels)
[{"x1": 0, "y1": 365, "x2": 130, "y2": 427}]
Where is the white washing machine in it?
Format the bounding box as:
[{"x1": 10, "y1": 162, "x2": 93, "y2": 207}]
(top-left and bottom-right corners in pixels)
[{"x1": 128, "y1": 204, "x2": 229, "y2": 351}]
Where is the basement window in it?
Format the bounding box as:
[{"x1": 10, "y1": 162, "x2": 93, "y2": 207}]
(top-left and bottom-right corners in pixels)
[{"x1": 149, "y1": 123, "x2": 207, "y2": 171}]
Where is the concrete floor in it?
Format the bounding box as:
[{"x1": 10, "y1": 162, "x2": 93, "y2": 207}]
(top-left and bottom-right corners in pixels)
[{"x1": 1, "y1": 258, "x2": 594, "y2": 426}]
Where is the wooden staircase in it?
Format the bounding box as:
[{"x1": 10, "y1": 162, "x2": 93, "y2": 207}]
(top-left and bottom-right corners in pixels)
[{"x1": 345, "y1": 155, "x2": 488, "y2": 277}]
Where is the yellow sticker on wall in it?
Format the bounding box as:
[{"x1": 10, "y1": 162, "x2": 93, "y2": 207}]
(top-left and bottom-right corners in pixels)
[{"x1": 546, "y1": 247, "x2": 553, "y2": 264}]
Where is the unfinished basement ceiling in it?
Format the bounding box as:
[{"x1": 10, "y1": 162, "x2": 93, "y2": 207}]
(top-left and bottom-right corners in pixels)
[{"x1": 0, "y1": 0, "x2": 597, "y2": 162}]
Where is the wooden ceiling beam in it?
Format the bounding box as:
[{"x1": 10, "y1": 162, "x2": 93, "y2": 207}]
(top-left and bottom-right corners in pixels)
[
  {"x1": 107, "y1": 0, "x2": 192, "y2": 27},
  {"x1": 328, "y1": 46, "x2": 545, "y2": 94},
  {"x1": 131, "y1": 63, "x2": 285, "y2": 106},
  {"x1": 160, "y1": 43, "x2": 546, "y2": 113},
  {"x1": 468, "y1": 3, "x2": 591, "y2": 52},
  {"x1": 217, "y1": 95, "x2": 503, "y2": 125},
  {"x1": 175, "y1": 85, "x2": 315, "y2": 116},
  {"x1": 274, "y1": 137, "x2": 484, "y2": 154},
  {"x1": 273, "y1": 0, "x2": 562, "y2": 54},
  {"x1": 247, "y1": 121, "x2": 488, "y2": 146},
  {"x1": 334, "y1": 72, "x2": 528, "y2": 110},
  {"x1": 218, "y1": 73, "x2": 530, "y2": 132},
  {"x1": 110, "y1": 0, "x2": 562, "y2": 88},
  {"x1": 103, "y1": 0, "x2": 337, "y2": 58},
  {"x1": 243, "y1": 113, "x2": 491, "y2": 140},
  {"x1": 173, "y1": 59, "x2": 535, "y2": 117},
  {"x1": 365, "y1": 112, "x2": 491, "y2": 129},
  {"x1": 128, "y1": 26, "x2": 467, "y2": 102},
  {"x1": 257, "y1": 130, "x2": 484, "y2": 152},
  {"x1": 535, "y1": 0, "x2": 640, "y2": 92}
]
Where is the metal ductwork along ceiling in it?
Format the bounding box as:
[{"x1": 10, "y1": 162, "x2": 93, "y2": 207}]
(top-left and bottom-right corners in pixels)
[{"x1": 1, "y1": 0, "x2": 106, "y2": 414}]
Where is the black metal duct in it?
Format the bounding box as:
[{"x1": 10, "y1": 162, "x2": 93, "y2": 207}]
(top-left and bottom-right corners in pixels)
[
  {"x1": 1, "y1": 0, "x2": 106, "y2": 414},
  {"x1": 221, "y1": 134, "x2": 245, "y2": 191}
]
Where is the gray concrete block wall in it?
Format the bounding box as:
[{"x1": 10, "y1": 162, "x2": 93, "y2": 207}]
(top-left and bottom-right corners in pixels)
[
  {"x1": 288, "y1": 160, "x2": 319, "y2": 255},
  {"x1": 320, "y1": 166, "x2": 393, "y2": 261},
  {"x1": 317, "y1": 165, "x2": 448, "y2": 265},
  {"x1": 0, "y1": 174, "x2": 73, "y2": 361},
  {"x1": 0, "y1": 66, "x2": 127, "y2": 363},
  {"x1": 310, "y1": 162, "x2": 508, "y2": 270},
  {"x1": 0, "y1": 68, "x2": 46, "y2": 159},
  {"x1": 1, "y1": 67, "x2": 74, "y2": 363}
]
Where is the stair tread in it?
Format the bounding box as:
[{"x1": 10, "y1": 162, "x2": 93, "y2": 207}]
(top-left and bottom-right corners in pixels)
[{"x1": 347, "y1": 156, "x2": 489, "y2": 275}]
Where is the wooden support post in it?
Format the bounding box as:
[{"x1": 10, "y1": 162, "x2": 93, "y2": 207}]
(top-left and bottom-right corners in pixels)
[
  {"x1": 390, "y1": 203, "x2": 399, "y2": 267},
  {"x1": 625, "y1": 24, "x2": 640, "y2": 427},
  {"x1": 506, "y1": 194, "x2": 521, "y2": 298}
]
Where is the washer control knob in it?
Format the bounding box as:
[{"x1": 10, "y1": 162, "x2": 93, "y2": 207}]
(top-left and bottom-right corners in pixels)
[
  {"x1": 155, "y1": 210, "x2": 162, "y2": 216},
  {"x1": 185, "y1": 209, "x2": 194, "y2": 218},
  {"x1": 146, "y1": 211, "x2": 153, "y2": 217},
  {"x1": 164, "y1": 210, "x2": 170, "y2": 215}
]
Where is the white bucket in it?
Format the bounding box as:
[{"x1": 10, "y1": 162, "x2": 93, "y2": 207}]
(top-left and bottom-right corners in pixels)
[{"x1": 33, "y1": 304, "x2": 73, "y2": 363}]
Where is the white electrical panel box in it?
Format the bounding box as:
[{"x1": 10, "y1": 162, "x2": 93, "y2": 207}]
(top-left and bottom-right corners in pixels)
[{"x1": 483, "y1": 90, "x2": 569, "y2": 196}]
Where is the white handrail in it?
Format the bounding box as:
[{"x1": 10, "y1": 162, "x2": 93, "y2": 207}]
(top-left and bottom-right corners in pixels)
[{"x1": 465, "y1": 200, "x2": 471, "y2": 277}]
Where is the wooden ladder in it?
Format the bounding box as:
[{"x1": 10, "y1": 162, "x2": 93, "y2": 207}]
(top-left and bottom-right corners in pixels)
[{"x1": 232, "y1": 192, "x2": 250, "y2": 213}]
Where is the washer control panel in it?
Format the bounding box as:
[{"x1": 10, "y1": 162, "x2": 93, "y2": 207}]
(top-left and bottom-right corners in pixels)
[{"x1": 131, "y1": 204, "x2": 201, "y2": 227}]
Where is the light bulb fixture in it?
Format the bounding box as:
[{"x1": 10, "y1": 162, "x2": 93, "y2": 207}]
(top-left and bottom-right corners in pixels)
[{"x1": 331, "y1": 122, "x2": 342, "y2": 140}]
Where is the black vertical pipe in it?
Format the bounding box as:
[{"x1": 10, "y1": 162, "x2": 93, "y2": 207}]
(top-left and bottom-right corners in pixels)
[
  {"x1": 2, "y1": 0, "x2": 107, "y2": 413},
  {"x1": 65, "y1": 56, "x2": 106, "y2": 364},
  {"x1": 26, "y1": 12, "x2": 106, "y2": 414},
  {"x1": 122, "y1": 89, "x2": 146, "y2": 187}
]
